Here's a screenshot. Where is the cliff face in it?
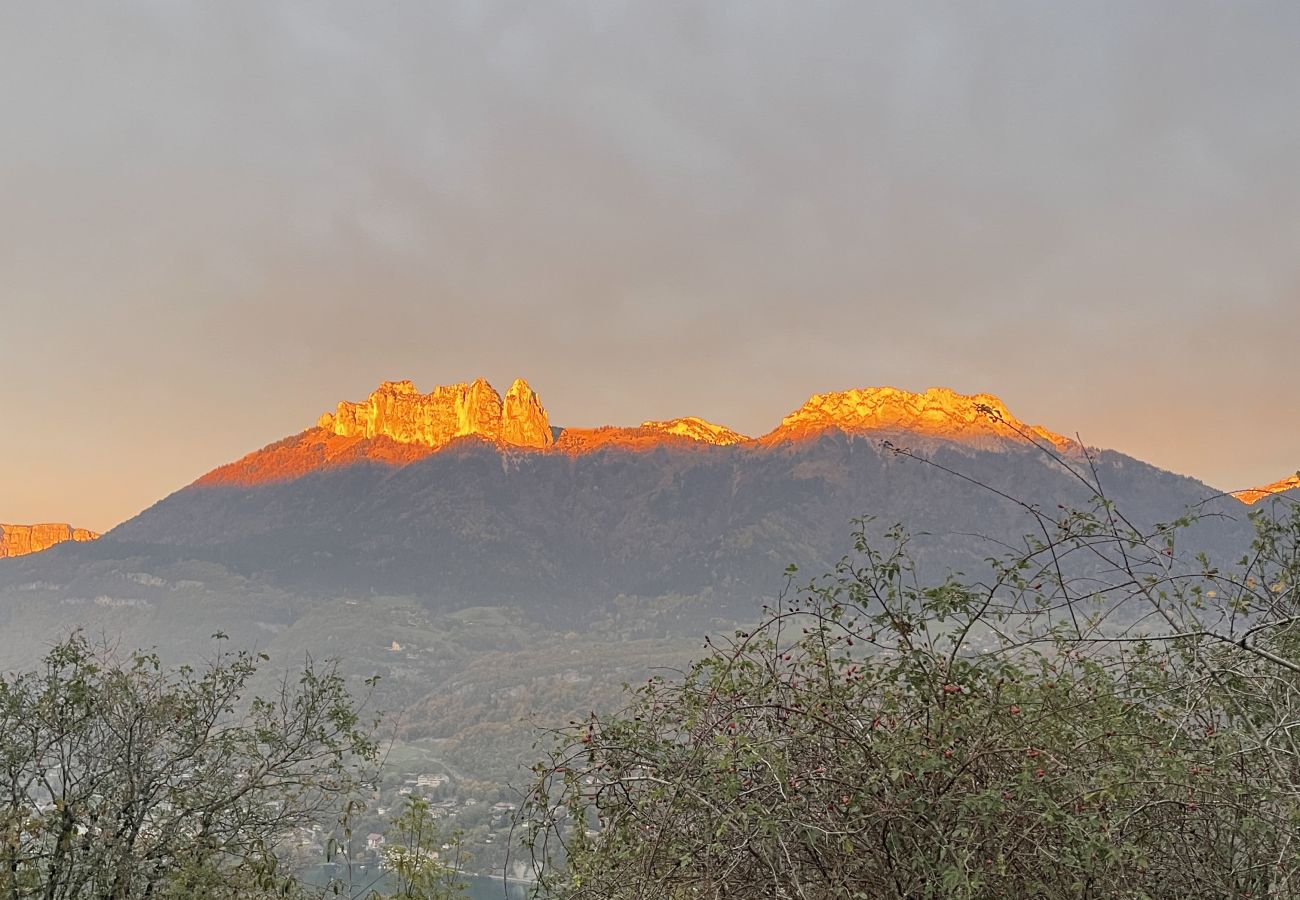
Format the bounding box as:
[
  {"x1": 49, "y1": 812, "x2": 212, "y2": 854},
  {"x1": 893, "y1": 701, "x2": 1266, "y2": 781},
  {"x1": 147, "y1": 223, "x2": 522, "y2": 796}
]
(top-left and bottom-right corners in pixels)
[
  {"x1": 0, "y1": 523, "x2": 99, "y2": 559},
  {"x1": 502, "y1": 379, "x2": 553, "y2": 447},
  {"x1": 318, "y1": 378, "x2": 553, "y2": 450},
  {"x1": 766, "y1": 386, "x2": 1074, "y2": 450}
]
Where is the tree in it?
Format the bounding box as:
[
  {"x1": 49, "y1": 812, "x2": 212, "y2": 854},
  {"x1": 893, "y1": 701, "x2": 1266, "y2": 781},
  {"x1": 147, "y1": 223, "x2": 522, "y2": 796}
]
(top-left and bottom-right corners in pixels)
[
  {"x1": 379, "y1": 796, "x2": 468, "y2": 900},
  {"x1": 523, "y1": 433, "x2": 1300, "y2": 898},
  {"x1": 0, "y1": 633, "x2": 380, "y2": 900}
]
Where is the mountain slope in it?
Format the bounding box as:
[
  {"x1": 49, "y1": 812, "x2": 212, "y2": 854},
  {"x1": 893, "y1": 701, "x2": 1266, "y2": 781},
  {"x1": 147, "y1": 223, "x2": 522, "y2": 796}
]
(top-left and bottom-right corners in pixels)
[{"x1": 99, "y1": 426, "x2": 1253, "y2": 623}]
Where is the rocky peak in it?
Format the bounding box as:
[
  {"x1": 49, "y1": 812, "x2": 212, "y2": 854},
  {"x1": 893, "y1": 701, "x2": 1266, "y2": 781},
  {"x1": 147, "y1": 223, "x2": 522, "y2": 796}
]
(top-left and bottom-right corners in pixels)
[
  {"x1": 640, "y1": 416, "x2": 750, "y2": 446},
  {"x1": 317, "y1": 377, "x2": 552, "y2": 450},
  {"x1": 378, "y1": 379, "x2": 420, "y2": 395},
  {"x1": 502, "y1": 379, "x2": 555, "y2": 448},
  {"x1": 1, "y1": 523, "x2": 100, "y2": 559},
  {"x1": 1232, "y1": 472, "x2": 1300, "y2": 504},
  {"x1": 769, "y1": 386, "x2": 1073, "y2": 450}
]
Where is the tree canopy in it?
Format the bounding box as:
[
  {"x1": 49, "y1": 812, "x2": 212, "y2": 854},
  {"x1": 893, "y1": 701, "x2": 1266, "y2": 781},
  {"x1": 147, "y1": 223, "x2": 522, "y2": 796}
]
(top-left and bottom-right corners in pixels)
[
  {"x1": 0, "y1": 634, "x2": 381, "y2": 900},
  {"x1": 524, "y1": 463, "x2": 1300, "y2": 898}
]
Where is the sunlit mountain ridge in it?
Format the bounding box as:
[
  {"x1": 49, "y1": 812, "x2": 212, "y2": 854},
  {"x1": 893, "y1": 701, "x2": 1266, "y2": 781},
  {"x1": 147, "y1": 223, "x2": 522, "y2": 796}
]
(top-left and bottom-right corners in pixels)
[
  {"x1": 61, "y1": 373, "x2": 1255, "y2": 625},
  {"x1": 2, "y1": 376, "x2": 1287, "y2": 660},
  {"x1": 0, "y1": 523, "x2": 99, "y2": 559},
  {"x1": 197, "y1": 378, "x2": 1087, "y2": 488},
  {"x1": 1233, "y1": 472, "x2": 1300, "y2": 504}
]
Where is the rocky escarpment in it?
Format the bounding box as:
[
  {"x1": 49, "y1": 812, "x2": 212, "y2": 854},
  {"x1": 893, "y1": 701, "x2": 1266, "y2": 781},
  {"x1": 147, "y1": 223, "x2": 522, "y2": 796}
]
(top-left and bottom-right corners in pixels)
[
  {"x1": 318, "y1": 378, "x2": 553, "y2": 450},
  {"x1": 1233, "y1": 472, "x2": 1300, "y2": 504},
  {"x1": 765, "y1": 386, "x2": 1075, "y2": 451},
  {"x1": 310, "y1": 380, "x2": 1074, "y2": 455},
  {"x1": 0, "y1": 523, "x2": 99, "y2": 558},
  {"x1": 196, "y1": 379, "x2": 1084, "y2": 487}
]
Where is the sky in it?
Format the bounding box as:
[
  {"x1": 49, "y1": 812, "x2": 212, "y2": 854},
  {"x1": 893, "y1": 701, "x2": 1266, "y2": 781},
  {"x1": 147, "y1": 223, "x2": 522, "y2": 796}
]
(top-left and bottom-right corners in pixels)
[{"x1": 2, "y1": 1, "x2": 1299, "y2": 532}]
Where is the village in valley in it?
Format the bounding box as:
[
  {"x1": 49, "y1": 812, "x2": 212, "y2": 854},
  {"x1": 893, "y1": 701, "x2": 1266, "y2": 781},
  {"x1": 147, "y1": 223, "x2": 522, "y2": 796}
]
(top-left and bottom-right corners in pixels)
[{"x1": 278, "y1": 768, "x2": 523, "y2": 880}]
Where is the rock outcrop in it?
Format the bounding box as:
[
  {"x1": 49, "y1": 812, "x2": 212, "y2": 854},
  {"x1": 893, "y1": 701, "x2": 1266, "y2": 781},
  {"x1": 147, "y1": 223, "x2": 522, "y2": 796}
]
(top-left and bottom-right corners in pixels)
[
  {"x1": 0, "y1": 523, "x2": 100, "y2": 559},
  {"x1": 502, "y1": 379, "x2": 553, "y2": 447},
  {"x1": 640, "y1": 416, "x2": 750, "y2": 446},
  {"x1": 765, "y1": 386, "x2": 1074, "y2": 451},
  {"x1": 1233, "y1": 472, "x2": 1300, "y2": 504},
  {"x1": 318, "y1": 378, "x2": 553, "y2": 450}
]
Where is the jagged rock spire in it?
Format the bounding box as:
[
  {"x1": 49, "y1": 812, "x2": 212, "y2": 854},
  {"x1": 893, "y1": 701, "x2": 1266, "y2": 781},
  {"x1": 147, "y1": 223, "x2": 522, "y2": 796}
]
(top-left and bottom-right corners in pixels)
[{"x1": 502, "y1": 379, "x2": 554, "y2": 448}]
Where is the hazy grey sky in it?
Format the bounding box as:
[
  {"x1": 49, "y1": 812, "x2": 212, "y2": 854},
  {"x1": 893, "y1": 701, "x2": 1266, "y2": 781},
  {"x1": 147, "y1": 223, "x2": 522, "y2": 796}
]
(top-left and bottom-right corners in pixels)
[{"x1": 3, "y1": 1, "x2": 1299, "y2": 531}]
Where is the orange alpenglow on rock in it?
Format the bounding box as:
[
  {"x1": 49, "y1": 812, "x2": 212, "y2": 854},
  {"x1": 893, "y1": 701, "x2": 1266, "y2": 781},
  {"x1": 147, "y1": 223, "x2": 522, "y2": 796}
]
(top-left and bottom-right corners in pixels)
[
  {"x1": 765, "y1": 386, "x2": 1074, "y2": 450},
  {"x1": 0, "y1": 523, "x2": 100, "y2": 558},
  {"x1": 318, "y1": 378, "x2": 554, "y2": 450},
  {"x1": 639, "y1": 416, "x2": 750, "y2": 446},
  {"x1": 502, "y1": 379, "x2": 554, "y2": 447},
  {"x1": 553, "y1": 415, "x2": 750, "y2": 453},
  {"x1": 197, "y1": 379, "x2": 1072, "y2": 487},
  {"x1": 1232, "y1": 473, "x2": 1300, "y2": 504}
]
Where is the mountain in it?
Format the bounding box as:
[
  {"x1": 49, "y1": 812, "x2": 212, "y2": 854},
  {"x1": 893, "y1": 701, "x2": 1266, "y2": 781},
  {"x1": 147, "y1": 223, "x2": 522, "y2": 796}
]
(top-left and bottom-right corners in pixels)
[
  {"x1": 0, "y1": 377, "x2": 1263, "y2": 785},
  {"x1": 639, "y1": 416, "x2": 749, "y2": 445},
  {"x1": 197, "y1": 378, "x2": 747, "y2": 488},
  {"x1": 763, "y1": 385, "x2": 1075, "y2": 450},
  {"x1": 0, "y1": 523, "x2": 99, "y2": 558},
  {"x1": 1233, "y1": 472, "x2": 1300, "y2": 504},
  {"x1": 4, "y1": 378, "x2": 1253, "y2": 622},
  {"x1": 188, "y1": 379, "x2": 1081, "y2": 486}
]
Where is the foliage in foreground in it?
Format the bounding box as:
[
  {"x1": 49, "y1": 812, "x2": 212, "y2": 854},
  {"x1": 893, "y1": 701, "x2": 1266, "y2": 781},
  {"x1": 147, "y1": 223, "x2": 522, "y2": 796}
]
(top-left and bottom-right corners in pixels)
[
  {"x1": 525, "y1": 465, "x2": 1300, "y2": 898},
  {"x1": 382, "y1": 796, "x2": 469, "y2": 900},
  {"x1": 0, "y1": 633, "x2": 464, "y2": 900}
]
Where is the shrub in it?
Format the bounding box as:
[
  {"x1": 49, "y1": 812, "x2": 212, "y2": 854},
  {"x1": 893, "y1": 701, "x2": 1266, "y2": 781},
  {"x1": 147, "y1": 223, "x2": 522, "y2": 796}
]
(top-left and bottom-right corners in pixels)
[{"x1": 524, "y1": 475, "x2": 1300, "y2": 898}]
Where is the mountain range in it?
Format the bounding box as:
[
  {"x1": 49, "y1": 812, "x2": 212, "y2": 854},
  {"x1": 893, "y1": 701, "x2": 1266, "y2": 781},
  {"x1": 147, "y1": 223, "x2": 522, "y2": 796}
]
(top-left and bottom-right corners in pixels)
[
  {"x1": 194, "y1": 377, "x2": 1080, "y2": 489},
  {"x1": 0, "y1": 377, "x2": 1292, "y2": 783},
  {"x1": 2, "y1": 377, "x2": 1275, "y2": 629}
]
